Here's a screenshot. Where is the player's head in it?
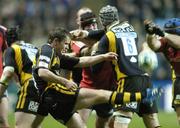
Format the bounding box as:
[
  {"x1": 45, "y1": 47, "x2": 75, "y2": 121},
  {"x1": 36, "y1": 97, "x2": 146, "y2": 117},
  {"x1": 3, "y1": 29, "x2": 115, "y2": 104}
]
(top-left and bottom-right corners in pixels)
[
  {"x1": 48, "y1": 27, "x2": 71, "y2": 51},
  {"x1": 6, "y1": 26, "x2": 21, "y2": 46},
  {"x1": 163, "y1": 18, "x2": 180, "y2": 35},
  {"x1": 99, "y1": 5, "x2": 119, "y2": 27},
  {"x1": 76, "y1": 7, "x2": 97, "y2": 30}
]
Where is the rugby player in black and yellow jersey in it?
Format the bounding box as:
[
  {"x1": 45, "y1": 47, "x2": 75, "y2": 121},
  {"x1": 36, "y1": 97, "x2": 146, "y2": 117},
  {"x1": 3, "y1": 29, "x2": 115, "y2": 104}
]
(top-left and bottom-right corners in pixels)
[
  {"x1": 32, "y1": 27, "x2": 161, "y2": 128},
  {"x1": 70, "y1": 5, "x2": 162, "y2": 128},
  {"x1": 96, "y1": 5, "x2": 160, "y2": 128},
  {"x1": 0, "y1": 27, "x2": 45, "y2": 128}
]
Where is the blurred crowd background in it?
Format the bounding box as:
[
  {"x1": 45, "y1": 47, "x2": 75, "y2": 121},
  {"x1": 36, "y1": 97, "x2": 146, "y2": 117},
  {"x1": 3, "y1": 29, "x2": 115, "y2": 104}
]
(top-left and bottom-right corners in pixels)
[{"x1": 0, "y1": 0, "x2": 179, "y2": 80}]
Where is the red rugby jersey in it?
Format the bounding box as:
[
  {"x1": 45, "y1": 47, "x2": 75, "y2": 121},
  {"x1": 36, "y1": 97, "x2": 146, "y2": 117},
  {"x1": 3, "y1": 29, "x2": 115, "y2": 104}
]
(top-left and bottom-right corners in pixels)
[
  {"x1": 80, "y1": 61, "x2": 117, "y2": 90},
  {"x1": 158, "y1": 38, "x2": 180, "y2": 78},
  {"x1": 0, "y1": 26, "x2": 7, "y2": 76}
]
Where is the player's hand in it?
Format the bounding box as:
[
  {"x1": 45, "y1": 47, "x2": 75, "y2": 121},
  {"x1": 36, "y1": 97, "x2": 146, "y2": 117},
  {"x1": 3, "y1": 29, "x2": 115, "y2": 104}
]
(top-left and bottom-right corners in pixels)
[
  {"x1": 65, "y1": 80, "x2": 78, "y2": 91},
  {"x1": 103, "y1": 52, "x2": 118, "y2": 61},
  {"x1": 70, "y1": 29, "x2": 89, "y2": 40},
  {"x1": 144, "y1": 20, "x2": 165, "y2": 37}
]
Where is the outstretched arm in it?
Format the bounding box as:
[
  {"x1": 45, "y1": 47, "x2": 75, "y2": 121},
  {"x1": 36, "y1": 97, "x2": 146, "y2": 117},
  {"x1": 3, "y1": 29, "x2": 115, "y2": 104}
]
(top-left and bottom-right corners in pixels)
[
  {"x1": 164, "y1": 33, "x2": 180, "y2": 49},
  {"x1": 74, "y1": 52, "x2": 117, "y2": 68}
]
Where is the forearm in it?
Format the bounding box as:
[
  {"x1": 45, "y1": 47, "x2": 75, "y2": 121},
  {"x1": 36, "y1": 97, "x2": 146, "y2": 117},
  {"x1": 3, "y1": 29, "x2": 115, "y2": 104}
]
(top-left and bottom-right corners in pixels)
[
  {"x1": 38, "y1": 68, "x2": 69, "y2": 86},
  {"x1": 87, "y1": 29, "x2": 105, "y2": 40},
  {"x1": 146, "y1": 34, "x2": 161, "y2": 51},
  {"x1": 75, "y1": 54, "x2": 105, "y2": 67},
  {"x1": 165, "y1": 33, "x2": 180, "y2": 49}
]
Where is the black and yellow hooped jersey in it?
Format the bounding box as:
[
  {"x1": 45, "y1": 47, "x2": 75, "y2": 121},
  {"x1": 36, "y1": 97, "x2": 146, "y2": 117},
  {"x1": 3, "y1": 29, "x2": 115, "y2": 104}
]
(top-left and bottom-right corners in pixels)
[
  {"x1": 32, "y1": 44, "x2": 79, "y2": 94},
  {"x1": 98, "y1": 21, "x2": 145, "y2": 81},
  {"x1": 4, "y1": 41, "x2": 38, "y2": 85}
]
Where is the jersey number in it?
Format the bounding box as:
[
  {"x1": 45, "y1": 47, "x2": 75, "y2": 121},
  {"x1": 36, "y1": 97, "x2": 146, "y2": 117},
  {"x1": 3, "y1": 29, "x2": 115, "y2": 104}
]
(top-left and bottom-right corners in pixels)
[{"x1": 121, "y1": 37, "x2": 138, "y2": 56}]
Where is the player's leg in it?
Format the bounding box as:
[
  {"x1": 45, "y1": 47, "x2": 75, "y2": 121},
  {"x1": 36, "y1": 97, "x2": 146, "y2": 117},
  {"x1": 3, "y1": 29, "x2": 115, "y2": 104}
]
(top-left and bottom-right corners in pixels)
[
  {"x1": 15, "y1": 80, "x2": 45, "y2": 128},
  {"x1": 140, "y1": 77, "x2": 160, "y2": 128},
  {"x1": 141, "y1": 102, "x2": 160, "y2": 128},
  {"x1": 0, "y1": 93, "x2": 9, "y2": 128},
  {"x1": 142, "y1": 113, "x2": 160, "y2": 128},
  {"x1": 74, "y1": 86, "x2": 158, "y2": 111},
  {"x1": 40, "y1": 89, "x2": 87, "y2": 128},
  {"x1": 175, "y1": 107, "x2": 180, "y2": 125},
  {"x1": 109, "y1": 110, "x2": 133, "y2": 128},
  {"x1": 15, "y1": 112, "x2": 44, "y2": 128},
  {"x1": 94, "y1": 104, "x2": 113, "y2": 128},
  {"x1": 66, "y1": 112, "x2": 87, "y2": 128},
  {"x1": 109, "y1": 76, "x2": 159, "y2": 128},
  {"x1": 78, "y1": 108, "x2": 92, "y2": 126},
  {"x1": 96, "y1": 116, "x2": 111, "y2": 128},
  {"x1": 173, "y1": 78, "x2": 180, "y2": 125}
]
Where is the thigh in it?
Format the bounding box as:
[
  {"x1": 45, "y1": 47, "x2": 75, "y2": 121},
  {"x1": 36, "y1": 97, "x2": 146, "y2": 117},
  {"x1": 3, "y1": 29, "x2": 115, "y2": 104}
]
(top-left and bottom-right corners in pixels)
[
  {"x1": 66, "y1": 113, "x2": 86, "y2": 128},
  {"x1": 115, "y1": 76, "x2": 151, "y2": 112},
  {"x1": 42, "y1": 89, "x2": 79, "y2": 125},
  {"x1": 15, "y1": 112, "x2": 45, "y2": 128},
  {"x1": 78, "y1": 108, "x2": 92, "y2": 124},
  {"x1": 138, "y1": 101, "x2": 158, "y2": 116},
  {"x1": 15, "y1": 80, "x2": 40, "y2": 115}
]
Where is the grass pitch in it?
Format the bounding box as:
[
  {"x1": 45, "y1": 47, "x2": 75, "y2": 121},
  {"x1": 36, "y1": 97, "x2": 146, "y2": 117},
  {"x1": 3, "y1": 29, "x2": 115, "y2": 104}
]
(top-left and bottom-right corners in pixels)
[{"x1": 8, "y1": 111, "x2": 179, "y2": 128}]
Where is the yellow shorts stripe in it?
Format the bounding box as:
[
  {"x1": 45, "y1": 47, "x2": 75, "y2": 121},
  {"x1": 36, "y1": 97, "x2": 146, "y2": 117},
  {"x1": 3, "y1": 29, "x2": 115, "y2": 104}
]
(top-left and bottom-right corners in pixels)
[
  {"x1": 111, "y1": 92, "x2": 117, "y2": 105},
  {"x1": 123, "y1": 92, "x2": 130, "y2": 103},
  {"x1": 135, "y1": 92, "x2": 141, "y2": 101},
  {"x1": 20, "y1": 81, "x2": 29, "y2": 108},
  {"x1": 16, "y1": 81, "x2": 29, "y2": 109}
]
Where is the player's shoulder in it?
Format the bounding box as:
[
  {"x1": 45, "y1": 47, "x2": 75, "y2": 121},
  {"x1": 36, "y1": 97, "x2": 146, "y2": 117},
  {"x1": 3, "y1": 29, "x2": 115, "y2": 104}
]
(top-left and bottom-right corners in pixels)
[
  {"x1": 39, "y1": 44, "x2": 54, "y2": 58},
  {"x1": 41, "y1": 44, "x2": 52, "y2": 52},
  {"x1": 4, "y1": 46, "x2": 14, "y2": 56}
]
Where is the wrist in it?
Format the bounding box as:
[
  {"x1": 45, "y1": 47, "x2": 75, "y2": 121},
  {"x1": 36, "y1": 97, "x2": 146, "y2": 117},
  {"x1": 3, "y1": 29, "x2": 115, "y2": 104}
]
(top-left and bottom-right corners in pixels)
[{"x1": 62, "y1": 78, "x2": 68, "y2": 86}]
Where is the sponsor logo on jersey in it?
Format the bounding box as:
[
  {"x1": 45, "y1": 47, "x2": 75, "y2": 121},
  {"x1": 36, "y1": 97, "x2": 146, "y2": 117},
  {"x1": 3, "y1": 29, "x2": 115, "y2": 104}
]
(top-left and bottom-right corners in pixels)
[
  {"x1": 28, "y1": 101, "x2": 39, "y2": 112},
  {"x1": 125, "y1": 102, "x2": 138, "y2": 109}
]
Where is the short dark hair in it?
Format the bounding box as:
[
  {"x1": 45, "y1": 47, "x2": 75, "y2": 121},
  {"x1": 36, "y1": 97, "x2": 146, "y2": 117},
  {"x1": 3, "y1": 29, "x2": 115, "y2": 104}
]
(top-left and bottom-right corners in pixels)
[
  {"x1": 48, "y1": 27, "x2": 70, "y2": 44},
  {"x1": 80, "y1": 12, "x2": 97, "y2": 29},
  {"x1": 6, "y1": 26, "x2": 21, "y2": 46}
]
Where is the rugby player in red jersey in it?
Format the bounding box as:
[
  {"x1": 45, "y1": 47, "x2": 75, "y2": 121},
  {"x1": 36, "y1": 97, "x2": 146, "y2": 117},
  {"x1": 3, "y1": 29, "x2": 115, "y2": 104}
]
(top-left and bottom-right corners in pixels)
[
  {"x1": 145, "y1": 18, "x2": 180, "y2": 125},
  {"x1": 71, "y1": 7, "x2": 117, "y2": 128},
  {"x1": 0, "y1": 25, "x2": 9, "y2": 128}
]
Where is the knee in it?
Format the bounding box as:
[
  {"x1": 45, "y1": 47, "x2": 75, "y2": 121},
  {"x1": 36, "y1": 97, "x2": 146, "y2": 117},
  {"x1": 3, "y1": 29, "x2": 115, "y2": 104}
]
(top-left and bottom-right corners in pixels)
[{"x1": 109, "y1": 111, "x2": 132, "y2": 128}]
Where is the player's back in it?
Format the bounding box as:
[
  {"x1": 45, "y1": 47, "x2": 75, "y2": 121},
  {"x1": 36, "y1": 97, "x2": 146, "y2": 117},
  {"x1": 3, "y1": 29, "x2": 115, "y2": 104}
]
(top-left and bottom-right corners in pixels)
[
  {"x1": 106, "y1": 21, "x2": 145, "y2": 80},
  {"x1": 4, "y1": 41, "x2": 38, "y2": 85}
]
